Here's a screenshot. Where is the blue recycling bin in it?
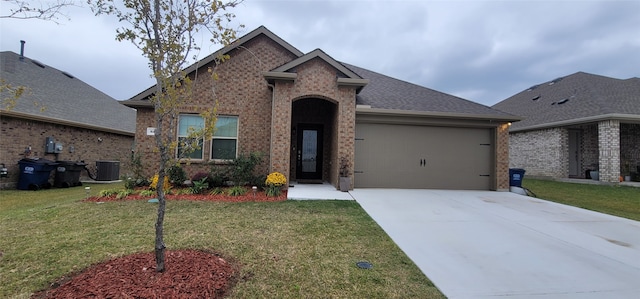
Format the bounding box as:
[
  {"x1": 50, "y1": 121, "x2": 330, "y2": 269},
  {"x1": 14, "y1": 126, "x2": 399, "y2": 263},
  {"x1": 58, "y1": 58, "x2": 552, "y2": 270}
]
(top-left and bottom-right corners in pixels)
[
  {"x1": 17, "y1": 158, "x2": 58, "y2": 190},
  {"x1": 509, "y1": 168, "x2": 526, "y2": 187}
]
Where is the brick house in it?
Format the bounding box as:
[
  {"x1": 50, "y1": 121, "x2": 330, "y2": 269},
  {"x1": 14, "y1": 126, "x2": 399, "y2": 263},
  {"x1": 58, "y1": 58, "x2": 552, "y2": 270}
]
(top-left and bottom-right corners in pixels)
[
  {"x1": 0, "y1": 51, "x2": 136, "y2": 189},
  {"x1": 124, "y1": 26, "x2": 518, "y2": 191},
  {"x1": 493, "y1": 72, "x2": 640, "y2": 183}
]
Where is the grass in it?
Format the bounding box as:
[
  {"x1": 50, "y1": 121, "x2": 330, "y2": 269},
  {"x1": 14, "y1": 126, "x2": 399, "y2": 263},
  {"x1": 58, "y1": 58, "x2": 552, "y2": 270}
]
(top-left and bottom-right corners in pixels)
[
  {"x1": 0, "y1": 183, "x2": 444, "y2": 298},
  {"x1": 523, "y1": 179, "x2": 640, "y2": 221}
]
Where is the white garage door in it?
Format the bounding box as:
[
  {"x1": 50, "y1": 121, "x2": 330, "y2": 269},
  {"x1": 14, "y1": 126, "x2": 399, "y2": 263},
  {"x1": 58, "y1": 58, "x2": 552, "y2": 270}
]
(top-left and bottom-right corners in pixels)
[{"x1": 355, "y1": 123, "x2": 493, "y2": 190}]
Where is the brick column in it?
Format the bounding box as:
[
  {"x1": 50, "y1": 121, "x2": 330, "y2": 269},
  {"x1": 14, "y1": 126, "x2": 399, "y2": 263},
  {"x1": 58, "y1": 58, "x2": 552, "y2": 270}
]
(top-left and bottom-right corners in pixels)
[
  {"x1": 269, "y1": 82, "x2": 293, "y2": 186},
  {"x1": 495, "y1": 123, "x2": 510, "y2": 191},
  {"x1": 598, "y1": 120, "x2": 620, "y2": 183}
]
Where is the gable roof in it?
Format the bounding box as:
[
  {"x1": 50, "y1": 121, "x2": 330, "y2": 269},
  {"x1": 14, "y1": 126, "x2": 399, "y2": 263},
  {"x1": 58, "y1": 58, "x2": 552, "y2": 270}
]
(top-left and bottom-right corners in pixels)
[
  {"x1": 264, "y1": 48, "x2": 369, "y2": 93},
  {"x1": 0, "y1": 51, "x2": 135, "y2": 135},
  {"x1": 346, "y1": 63, "x2": 518, "y2": 120},
  {"x1": 124, "y1": 26, "x2": 304, "y2": 107},
  {"x1": 122, "y1": 25, "x2": 518, "y2": 122},
  {"x1": 492, "y1": 72, "x2": 640, "y2": 131}
]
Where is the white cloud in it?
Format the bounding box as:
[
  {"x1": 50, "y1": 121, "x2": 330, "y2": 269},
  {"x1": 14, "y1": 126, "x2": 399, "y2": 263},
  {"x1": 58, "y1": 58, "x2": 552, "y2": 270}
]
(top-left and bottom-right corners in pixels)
[{"x1": 1, "y1": 0, "x2": 638, "y2": 105}]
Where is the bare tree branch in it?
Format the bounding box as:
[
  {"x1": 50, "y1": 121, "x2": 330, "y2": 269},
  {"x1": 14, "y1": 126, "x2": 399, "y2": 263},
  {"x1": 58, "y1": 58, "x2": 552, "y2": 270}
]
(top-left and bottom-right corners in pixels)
[{"x1": 1, "y1": 0, "x2": 79, "y2": 23}]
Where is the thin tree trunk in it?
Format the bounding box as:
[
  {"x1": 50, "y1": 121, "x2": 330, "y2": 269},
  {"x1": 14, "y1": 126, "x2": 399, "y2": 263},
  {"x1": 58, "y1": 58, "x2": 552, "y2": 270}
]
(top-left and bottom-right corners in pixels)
[
  {"x1": 155, "y1": 183, "x2": 166, "y2": 272},
  {"x1": 153, "y1": 78, "x2": 168, "y2": 272}
]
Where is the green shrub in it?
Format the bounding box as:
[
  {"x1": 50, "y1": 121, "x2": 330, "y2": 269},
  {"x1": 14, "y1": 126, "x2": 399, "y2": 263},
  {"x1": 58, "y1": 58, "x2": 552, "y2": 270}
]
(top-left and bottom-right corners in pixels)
[
  {"x1": 249, "y1": 174, "x2": 267, "y2": 189},
  {"x1": 123, "y1": 177, "x2": 137, "y2": 190},
  {"x1": 208, "y1": 164, "x2": 230, "y2": 187},
  {"x1": 230, "y1": 152, "x2": 262, "y2": 186},
  {"x1": 138, "y1": 189, "x2": 155, "y2": 197},
  {"x1": 129, "y1": 152, "x2": 148, "y2": 186},
  {"x1": 116, "y1": 189, "x2": 134, "y2": 199},
  {"x1": 227, "y1": 186, "x2": 247, "y2": 196},
  {"x1": 174, "y1": 188, "x2": 192, "y2": 195},
  {"x1": 189, "y1": 178, "x2": 209, "y2": 194},
  {"x1": 98, "y1": 189, "x2": 119, "y2": 197},
  {"x1": 209, "y1": 187, "x2": 224, "y2": 195},
  {"x1": 167, "y1": 165, "x2": 188, "y2": 186}
]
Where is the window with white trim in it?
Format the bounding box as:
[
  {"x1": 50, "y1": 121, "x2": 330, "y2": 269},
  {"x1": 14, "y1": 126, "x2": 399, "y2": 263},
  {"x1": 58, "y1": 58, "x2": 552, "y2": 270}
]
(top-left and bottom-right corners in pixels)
[
  {"x1": 177, "y1": 114, "x2": 204, "y2": 159},
  {"x1": 211, "y1": 116, "x2": 238, "y2": 160}
]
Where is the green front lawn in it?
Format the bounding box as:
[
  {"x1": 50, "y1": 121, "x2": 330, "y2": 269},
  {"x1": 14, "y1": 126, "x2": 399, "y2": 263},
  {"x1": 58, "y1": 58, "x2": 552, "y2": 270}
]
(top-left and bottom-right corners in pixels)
[
  {"x1": 523, "y1": 179, "x2": 640, "y2": 221},
  {"x1": 0, "y1": 183, "x2": 444, "y2": 298}
]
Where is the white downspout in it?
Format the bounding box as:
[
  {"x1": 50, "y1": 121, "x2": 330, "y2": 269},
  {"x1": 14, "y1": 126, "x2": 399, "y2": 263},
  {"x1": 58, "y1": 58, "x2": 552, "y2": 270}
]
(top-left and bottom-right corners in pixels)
[{"x1": 268, "y1": 83, "x2": 275, "y2": 173}]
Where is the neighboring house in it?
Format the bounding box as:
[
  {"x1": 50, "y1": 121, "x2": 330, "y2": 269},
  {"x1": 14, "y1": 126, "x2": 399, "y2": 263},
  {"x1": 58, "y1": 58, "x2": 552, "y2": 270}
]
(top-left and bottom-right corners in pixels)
[
  {"x1": 123, "y1": 26, "x2": 518, "y2": 191},
  {"x1": 492, "y1": 72, "x2": 640, "y2": 183},
  {"x1": 0, "y1": 51, "x2": 136, "y2": 189}
]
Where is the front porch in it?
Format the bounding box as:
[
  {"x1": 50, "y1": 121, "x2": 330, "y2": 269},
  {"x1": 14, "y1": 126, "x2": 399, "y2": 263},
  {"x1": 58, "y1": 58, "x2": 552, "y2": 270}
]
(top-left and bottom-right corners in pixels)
[
  {"x1": 286, "y1": 181, "x2": 354, "y2": 200},
  {"x1": 569, "y1": 121, "x2": 640, "y2": 183}
]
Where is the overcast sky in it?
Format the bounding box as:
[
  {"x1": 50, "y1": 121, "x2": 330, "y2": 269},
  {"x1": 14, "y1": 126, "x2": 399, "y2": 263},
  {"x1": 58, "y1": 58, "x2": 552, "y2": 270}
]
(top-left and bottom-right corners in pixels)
[{"x1": 1, "y1": 0, "x2": 639, "y2": 106}]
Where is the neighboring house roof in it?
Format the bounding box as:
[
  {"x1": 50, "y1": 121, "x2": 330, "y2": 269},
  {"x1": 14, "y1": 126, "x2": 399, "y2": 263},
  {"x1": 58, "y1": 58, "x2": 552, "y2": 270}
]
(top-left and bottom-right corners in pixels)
[
  {"x1": 0, "y1": 51, "x2": 135, "y2": 135},
  {"x1": 492, "y1": 71, "x2": 640, "y2": 132}
]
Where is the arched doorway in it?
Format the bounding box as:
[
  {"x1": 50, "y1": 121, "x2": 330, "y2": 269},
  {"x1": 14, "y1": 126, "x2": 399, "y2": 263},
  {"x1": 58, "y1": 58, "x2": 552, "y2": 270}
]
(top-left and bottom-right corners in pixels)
[{"x1": 290, "y1": 98, "x2": 337, "y2": 183}]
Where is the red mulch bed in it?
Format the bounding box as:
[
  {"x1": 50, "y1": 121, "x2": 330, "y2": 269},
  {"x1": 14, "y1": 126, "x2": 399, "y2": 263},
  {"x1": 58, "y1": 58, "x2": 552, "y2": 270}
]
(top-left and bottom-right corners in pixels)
[
  {"x1": 83, "y1": 190, "x2": 287, "y2": 203},
  {"x1": 34, "y1": 190, "x2": 286, "y2": 298},
  {"x1": 33, "y1": 249, "x2": 236, "y2": 298}
]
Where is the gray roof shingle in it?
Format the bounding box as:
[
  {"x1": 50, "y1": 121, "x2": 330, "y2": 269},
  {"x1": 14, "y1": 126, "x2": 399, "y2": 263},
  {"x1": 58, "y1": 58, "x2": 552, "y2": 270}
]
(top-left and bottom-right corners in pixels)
[
  {"x1": 346, "y1": 63, "x2": 516, "y2": 118},
  {"x1": 492, "y1": 72, "x2": 640, "y2": 131},
  {"x1": 1, "y1": 51, "x2": 135, "y2": 134},
  {"x1": 122, "y1": 26, "x2": 517, "y2": 121}
]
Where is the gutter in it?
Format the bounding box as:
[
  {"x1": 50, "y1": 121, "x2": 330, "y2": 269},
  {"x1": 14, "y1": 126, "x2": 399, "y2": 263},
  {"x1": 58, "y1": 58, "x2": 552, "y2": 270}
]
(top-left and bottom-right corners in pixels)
[
  {"x1": 509, "y1": 113, "x2": 640, "y2": 132},
  {"x1": 0, "y1": 109, "x2": 135, "y2": 136},
  {"x1": 356, "y1": 106, "x2": 522, "y2": 122}
]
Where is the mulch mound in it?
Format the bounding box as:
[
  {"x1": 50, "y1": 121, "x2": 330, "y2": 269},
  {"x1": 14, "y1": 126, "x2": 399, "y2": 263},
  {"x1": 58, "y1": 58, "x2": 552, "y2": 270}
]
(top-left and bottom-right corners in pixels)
[
  {"x1": 34, "y1": 191, "x2": 285, "y2": 298},
  {"x1": 33, "y1": 250, "x2": 236, "y2": 299},
  {"x1": 83, "y1": 190, "x2": 288, "y2": 203}
]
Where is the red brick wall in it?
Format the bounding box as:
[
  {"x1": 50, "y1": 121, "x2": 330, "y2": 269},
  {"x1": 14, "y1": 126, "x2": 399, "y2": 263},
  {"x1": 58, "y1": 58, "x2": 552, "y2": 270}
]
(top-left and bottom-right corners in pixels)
[
  {"x1": 0, "y1": 115, "x2": 134, "y2": 189},
  {"x1": 132, "y1": 35, "x2": 299, "y2": 180},
  {"x1": 270, "y1": 58, "x2": 357, "y2": 188}
]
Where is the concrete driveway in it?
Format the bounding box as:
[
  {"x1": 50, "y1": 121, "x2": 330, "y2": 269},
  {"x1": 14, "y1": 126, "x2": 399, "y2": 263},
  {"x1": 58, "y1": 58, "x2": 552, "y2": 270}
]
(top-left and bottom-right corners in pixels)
[{"x1": 351, "y1": 189, "x2": 640, "y2": 299}]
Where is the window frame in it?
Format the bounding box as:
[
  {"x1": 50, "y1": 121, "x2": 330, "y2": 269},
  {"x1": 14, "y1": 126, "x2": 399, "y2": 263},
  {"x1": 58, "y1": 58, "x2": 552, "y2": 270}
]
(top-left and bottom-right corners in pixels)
[
  {"x1": 210, "y1": 115, "x2": 239, "y2": 162},
  {"x1": 176, "y1": 114, "x2": 205, "y2": 160}
]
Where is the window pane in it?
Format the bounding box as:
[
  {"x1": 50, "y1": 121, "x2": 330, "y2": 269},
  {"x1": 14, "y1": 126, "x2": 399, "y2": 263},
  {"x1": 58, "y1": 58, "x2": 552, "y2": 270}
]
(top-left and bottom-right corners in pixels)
[
  {"x1": 178, "y1": 137, "x2": 203, "y2": 159},
  {"x1": 212, "y1": 139, "x2": 236, "y2": 160},
  {"x1": 215, "y1": 116, "x2": 238, "y2": 137},
  {"x1": 179, "y1": 115, "x2": 204, "y2": 136}
]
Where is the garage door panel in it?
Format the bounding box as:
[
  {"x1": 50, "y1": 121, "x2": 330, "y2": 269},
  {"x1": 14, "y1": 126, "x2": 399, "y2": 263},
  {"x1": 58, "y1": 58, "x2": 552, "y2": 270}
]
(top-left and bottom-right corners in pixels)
[{"x1": 355, "y1": 123, "x2": 492, "y2": 190}]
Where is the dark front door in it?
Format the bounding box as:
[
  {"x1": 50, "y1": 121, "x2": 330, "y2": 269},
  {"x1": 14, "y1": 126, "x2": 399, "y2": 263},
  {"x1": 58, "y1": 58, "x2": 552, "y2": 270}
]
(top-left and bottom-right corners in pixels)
[{"x1": 296, "y1": 125, "x2": 323, "y2": 180}]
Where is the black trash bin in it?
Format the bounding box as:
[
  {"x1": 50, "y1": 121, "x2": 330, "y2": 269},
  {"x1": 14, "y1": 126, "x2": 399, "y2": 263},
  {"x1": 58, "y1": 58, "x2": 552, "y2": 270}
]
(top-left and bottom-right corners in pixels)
[
  {"x1": 17, "y1": 158, "x2": 58, "y2": 190},
  {"x1": 54, "y1": 161, "x2": 87, "y2": 188},
  {"x1": 509, "y1": 168, "x2": 526, "y2": 187}
]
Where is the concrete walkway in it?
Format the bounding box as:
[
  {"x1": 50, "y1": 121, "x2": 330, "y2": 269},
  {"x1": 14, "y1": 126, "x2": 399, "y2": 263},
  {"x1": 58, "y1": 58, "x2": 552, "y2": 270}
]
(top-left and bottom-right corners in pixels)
[
  {"x1": 286, "y1": 182, "x2": 354, "y2": 200},
  {"x1": 351, "y1": 189, "x2": 640, "y2": 299}
]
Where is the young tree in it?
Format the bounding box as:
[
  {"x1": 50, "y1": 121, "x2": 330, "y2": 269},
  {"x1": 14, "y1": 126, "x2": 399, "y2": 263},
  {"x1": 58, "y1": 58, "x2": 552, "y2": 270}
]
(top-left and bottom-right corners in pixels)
[{"x1": 91, "y1": 0, "x2": 243, "y2": 272}]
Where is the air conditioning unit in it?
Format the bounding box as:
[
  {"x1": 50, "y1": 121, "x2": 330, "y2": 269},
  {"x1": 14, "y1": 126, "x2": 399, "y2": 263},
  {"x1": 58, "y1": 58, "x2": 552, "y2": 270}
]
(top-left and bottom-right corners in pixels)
[{"x1": 96, "y1": 161, "x2": 120, "y2": 181}]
